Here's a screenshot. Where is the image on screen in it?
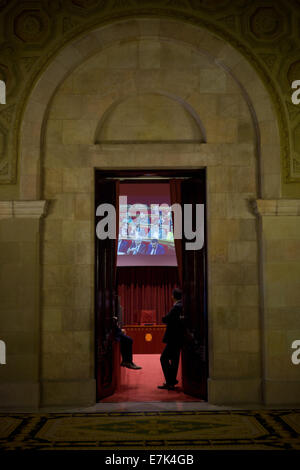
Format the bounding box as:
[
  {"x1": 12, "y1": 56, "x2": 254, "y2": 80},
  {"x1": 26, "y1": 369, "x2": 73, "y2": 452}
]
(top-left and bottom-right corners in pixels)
[{"x1": 117, "y1": 183, "x2": 178, "y2": 267}]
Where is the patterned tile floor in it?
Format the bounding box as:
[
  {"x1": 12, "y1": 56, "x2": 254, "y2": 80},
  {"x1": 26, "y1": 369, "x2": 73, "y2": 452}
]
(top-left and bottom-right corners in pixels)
[{"x1": 0, "y1": 409, "x2": 299, "y2": 451}]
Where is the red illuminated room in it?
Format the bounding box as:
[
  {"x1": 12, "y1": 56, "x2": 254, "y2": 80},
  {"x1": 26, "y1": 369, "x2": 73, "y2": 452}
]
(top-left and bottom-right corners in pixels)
[{"x1": 95, "y1": 170, "x2": 208, "y2": 402}]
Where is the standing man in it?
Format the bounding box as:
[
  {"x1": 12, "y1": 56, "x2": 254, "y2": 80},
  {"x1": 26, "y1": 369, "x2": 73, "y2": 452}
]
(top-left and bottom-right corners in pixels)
[{"x1": 158, "y1": 288, "x2": 184, "y2": 390}]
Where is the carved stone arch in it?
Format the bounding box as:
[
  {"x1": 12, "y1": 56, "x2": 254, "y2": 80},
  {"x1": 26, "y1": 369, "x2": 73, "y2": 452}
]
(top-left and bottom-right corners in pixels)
[
  {"x1": 19, "y1": 18, "x2": 280, "y2": 201},
  {"x1": 94, "y1": 91, "x2": 207, "y2": 144}
]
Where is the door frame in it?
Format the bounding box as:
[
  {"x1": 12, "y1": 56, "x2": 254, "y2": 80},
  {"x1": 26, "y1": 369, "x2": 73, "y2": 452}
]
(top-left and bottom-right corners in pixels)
[{"x1": 94, "y1": 168, "x2": 208, "y2": 401}]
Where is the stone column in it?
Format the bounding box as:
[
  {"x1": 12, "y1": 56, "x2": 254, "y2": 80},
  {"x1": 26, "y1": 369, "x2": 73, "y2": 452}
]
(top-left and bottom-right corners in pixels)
[
  {"x1": 253, "y1": 199, "x2": 300, "y2": 405},
  {"x1": 0, "y1": 200, "x2": 47, "y2": 409}
]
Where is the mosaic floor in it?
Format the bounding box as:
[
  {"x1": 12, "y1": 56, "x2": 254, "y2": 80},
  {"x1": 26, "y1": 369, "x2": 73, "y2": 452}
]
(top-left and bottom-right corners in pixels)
[{"x1": 0, "y1": 410, "x2": 299, "y2": 451}]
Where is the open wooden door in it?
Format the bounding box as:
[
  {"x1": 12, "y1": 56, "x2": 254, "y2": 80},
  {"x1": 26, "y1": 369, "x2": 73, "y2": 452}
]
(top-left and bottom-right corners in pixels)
[
  {"x1": 181, "y1": 172, "x2": 208, "y2": 399},
  {"x1": 95, "y1": 175, "x2": 119, "y2": 401}
]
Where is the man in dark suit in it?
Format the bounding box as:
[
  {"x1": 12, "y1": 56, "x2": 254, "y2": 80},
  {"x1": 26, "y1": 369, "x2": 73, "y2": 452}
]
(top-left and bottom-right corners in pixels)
[
  {"x1": 158, "y1": 288, "x2": 184, "y2": 390},
  {"x1": 147, "y1": 239, "x2": 165, "y2": 255},
  {"x1": 127, "y1": 239, "x2": 147, "y2": 255}
]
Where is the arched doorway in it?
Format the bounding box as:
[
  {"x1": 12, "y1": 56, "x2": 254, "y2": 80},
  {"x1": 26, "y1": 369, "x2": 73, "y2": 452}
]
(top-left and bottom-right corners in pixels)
[{"x1": 18, "y1": 18, "x2": 281, "y2": 407}]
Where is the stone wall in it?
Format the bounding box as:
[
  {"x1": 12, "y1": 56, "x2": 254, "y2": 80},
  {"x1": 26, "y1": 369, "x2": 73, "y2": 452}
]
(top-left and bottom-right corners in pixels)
[
  {"x1": 255, "y1": 200, "x2": 300, "y2": 404},
  {"x1": 41, "y1": 30, "x2": 260, "y2": 406},
  {"x1": 0, "y1": 202, "x2": 46, "y2": 408},
  {"x1": 0, "y1": 1, "x2": 300, "y2": 197}
]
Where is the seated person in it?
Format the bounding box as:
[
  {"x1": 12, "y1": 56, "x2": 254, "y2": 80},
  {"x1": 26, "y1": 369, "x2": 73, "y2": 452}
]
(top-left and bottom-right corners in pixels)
[
  {"x1": 147, "y1": 239, "x2": 165, "y2": 255},
  {"x1": 118, "y1": 239, "x2": 131, "y2": 254},
  {"x1": 113, "y1": 316, "x2": 142, "y2": 370},
  {"x1": 127, "y1": 238, "x2": 147, "y2": 255}
]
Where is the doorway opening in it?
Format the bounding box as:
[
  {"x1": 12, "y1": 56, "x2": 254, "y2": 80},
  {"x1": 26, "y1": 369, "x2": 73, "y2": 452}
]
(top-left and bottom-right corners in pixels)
[{"x1": 95, "y1": 170, "x2": 208, "y2": 403}]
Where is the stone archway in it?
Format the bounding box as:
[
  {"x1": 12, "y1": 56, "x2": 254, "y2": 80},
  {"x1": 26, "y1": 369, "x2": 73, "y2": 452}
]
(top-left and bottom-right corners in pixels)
[
  {"x1": 19, "y1": 18, "x2": 280, "y2": 201},
  {"x1": 6, "y1": 17, "x2": 294, "y2": 408}
]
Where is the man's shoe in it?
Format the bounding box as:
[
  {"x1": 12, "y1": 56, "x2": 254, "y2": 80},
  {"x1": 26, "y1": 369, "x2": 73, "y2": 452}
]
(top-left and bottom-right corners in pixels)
[
  {"x1": 126, "y1": 362, "x2": 142, "y2": 370},
  {"x1": 157, "y1": 383, "x2": 175, "y2": 390}
]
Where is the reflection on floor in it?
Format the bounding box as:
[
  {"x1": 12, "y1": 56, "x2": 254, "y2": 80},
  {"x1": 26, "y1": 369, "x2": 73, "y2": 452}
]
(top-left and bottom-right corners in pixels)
[
  {"x1": 101, "y1": 354, "x2": 203, "y2": 403},
  {"x1": 72, "y1": 401, "x2": 227, "y2": 413}
]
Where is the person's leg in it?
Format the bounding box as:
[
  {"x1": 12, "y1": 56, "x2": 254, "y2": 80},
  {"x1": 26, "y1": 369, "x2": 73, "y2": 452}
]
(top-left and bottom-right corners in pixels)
[
  {"x1": 120, "y1": 334, "x2": 142, "y2": 369},
  {"x1": 120, "y1": 334, "x2": 133, "y2": 363},
  {"x1": 168, "y1": 347, "x2": 180, "y2": 385},
  {"x1": 160, "y1": 344, "x2": 172, "y2": 385}
]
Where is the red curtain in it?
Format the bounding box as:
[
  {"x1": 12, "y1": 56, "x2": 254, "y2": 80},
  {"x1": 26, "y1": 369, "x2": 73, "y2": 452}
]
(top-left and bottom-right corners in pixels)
[
  {"x1": 169, "y1": 179, "x2": 183, "y2": 287},
  {"x1": 117, "y1": 266, "x2": 179, "y2": 325}
]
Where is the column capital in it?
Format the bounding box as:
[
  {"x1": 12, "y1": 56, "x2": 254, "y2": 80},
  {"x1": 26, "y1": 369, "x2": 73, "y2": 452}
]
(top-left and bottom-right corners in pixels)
[
  {"x1": 251, "y1": 199, "x2": 300, "y2": 216},
  {"x1": 0, "y1": 200, "x2": 48, "y2": 219}
]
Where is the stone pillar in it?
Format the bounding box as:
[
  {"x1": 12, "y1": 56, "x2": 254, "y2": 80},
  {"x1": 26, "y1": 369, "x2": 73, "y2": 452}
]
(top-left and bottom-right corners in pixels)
[
  {"x1": 0, "y1": 201, "x2": 47, "y2": 409},
  {"x1": 254, "y1": 199, "x2": 300, "y2": 405}
]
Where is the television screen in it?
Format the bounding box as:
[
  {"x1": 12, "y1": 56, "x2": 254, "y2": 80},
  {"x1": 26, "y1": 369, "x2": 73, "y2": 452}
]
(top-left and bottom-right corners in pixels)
[{"x1": 117, "y1": 183, "x2": 177, "y2": 267}]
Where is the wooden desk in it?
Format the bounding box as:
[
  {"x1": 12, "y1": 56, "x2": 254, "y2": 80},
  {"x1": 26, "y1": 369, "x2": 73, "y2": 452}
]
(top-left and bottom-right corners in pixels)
[{"x1": 124, "y1": 325, "x2": 166, "y2": 354}]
